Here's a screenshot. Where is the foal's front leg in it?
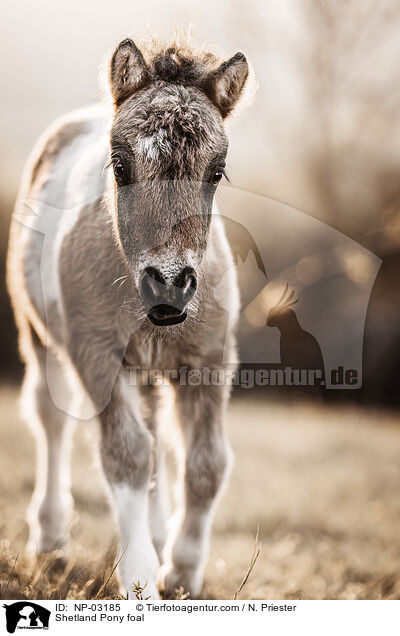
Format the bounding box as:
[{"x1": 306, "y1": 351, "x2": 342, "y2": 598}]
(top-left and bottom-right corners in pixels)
[
  {"x1": 158, "y1": 383, "x2": 232, "y2": 598},
  {"x1": 99, "y1": 373, "x2": 160, "y2": 598}
]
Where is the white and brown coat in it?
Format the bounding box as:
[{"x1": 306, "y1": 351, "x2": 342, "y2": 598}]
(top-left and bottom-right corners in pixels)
[{"x1": 7, "y1": 34, "x2": 252, "y2": 598}]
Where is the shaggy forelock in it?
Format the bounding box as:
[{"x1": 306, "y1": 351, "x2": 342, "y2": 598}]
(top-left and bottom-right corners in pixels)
[
  {"x1": 135, "y1": 32, "x2": 222, "y2": 85},
  {"x1": 112, "y1": 81, "x2": 227, "y2": 178},
  {"x1": 118, "y1": 82, "x2": 224, "y2": 137}
]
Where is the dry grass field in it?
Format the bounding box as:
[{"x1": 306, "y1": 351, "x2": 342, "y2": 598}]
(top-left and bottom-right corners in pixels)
[{"x1": 1, "y1": 385, "x2": 400, "y2": 600}]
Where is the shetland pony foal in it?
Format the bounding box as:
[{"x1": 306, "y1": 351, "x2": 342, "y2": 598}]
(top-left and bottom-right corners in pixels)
[{"x1": 7, "y1": 36, "x2": 251, "y2": 598}]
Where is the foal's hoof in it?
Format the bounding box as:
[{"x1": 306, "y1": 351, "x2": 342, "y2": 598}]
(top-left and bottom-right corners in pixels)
[
  {"x1": 26, "y1": 526, "x2": 70, "y2": 565},
  {"x1": 157, "y1": 562, "x2": 201, "y2": 599},
  {"x1": 38, "y1": 551, "x2": 69, "y2": 576},
  {"x1": 28, "y1": 531, "x2": 69, "y2": 557}
]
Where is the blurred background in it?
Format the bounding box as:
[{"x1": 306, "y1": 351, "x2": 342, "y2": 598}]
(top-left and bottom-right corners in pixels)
[
  {"x1": 1, "y1": 0, "x2": 400, "y2": 600},
  {"x1": 1, "y1": 0, "x2": 400, "y2": 405}
]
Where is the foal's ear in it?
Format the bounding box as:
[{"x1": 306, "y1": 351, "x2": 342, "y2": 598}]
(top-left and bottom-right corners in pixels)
[
  {"x1": 204, "y1": 52, "x2": 249, "y2": 118},
  {"x1": 109, "y1": 38, "x2": 150, "y2": 107}
]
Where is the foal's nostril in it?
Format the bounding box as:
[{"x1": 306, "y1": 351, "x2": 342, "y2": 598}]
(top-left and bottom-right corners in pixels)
[
  {"x1": 174, "y1": 267, "x2": 197, "y2": 303},
  {"x1": 143, "y1": 267, "x2": 165, "y2": 285},
  {"x1": 140, "y1": 267, "x2": 167, "y2": 306}
]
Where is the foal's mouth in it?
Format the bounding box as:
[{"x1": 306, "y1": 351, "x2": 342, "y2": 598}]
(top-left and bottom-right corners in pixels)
[{"x1": 147, "y1": 304, "x2": 188, "y2": 327}]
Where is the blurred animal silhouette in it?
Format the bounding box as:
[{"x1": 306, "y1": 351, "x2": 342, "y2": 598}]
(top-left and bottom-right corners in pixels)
[
  {"x1": 223, "y1": 216, "x2": 267, "y2": 277},
  {"x1": 266, "y1": 284, "x2": 324, "y2": 374}
]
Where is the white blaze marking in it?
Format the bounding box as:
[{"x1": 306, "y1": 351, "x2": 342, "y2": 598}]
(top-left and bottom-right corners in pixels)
[{"x1": 136, "y1": 129, "x2": 171, "y2": 161}]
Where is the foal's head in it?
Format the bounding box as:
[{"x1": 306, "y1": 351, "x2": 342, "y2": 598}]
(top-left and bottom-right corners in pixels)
[{"x1": 108, "y1": 36, "x2": 250, "y2": 327}]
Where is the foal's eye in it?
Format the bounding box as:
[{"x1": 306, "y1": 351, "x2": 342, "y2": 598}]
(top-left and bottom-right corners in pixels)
[
  {"x1": 113, "y1": 159, "x2": 126, "y2": 182},
  {"x1": 211, "y1": 171, "x2": 223, "y2": 185}
]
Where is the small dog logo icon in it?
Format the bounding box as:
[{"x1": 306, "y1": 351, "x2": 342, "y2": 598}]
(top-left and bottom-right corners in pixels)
[{"x1": 3, "y1": 602, "x2": 50, "y2": 633}]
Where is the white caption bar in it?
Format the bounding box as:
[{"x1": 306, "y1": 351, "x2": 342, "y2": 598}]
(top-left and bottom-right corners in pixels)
[{"x1": 2, "y1": 600, "x2": 397, "y2": 635}]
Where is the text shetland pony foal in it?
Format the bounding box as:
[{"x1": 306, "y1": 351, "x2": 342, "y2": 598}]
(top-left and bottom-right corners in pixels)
[{"x1": 7, "y1": 35, "x2": 252, "y2": 598}]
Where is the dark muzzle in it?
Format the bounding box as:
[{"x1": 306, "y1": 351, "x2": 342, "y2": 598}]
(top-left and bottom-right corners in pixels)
[{"x1": 140, "y1": 266, "x2": 197, "y2": 326}]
